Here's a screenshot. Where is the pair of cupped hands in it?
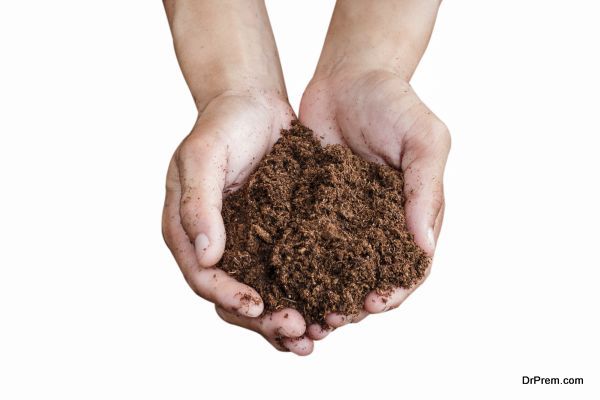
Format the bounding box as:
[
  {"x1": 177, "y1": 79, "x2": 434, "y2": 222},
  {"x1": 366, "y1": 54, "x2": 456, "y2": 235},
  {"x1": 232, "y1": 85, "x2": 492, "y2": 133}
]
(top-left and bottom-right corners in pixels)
[{"x1": 162, "y1": 68, "x2": 450, "y2": 355}]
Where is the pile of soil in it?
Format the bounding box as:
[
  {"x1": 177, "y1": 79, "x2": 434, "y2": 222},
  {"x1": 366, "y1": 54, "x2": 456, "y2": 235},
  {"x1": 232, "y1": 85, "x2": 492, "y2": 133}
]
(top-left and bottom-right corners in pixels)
[{"x1": 219, "y1": 121, "x2": 430, "y2": 325}]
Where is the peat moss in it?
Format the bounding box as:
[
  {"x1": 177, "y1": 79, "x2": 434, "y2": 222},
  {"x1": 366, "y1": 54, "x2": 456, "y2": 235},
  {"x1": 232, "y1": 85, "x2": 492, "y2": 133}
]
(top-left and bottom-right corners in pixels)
[{"x1": 219, "y1": 121, "x2": 430, "y2": 325}]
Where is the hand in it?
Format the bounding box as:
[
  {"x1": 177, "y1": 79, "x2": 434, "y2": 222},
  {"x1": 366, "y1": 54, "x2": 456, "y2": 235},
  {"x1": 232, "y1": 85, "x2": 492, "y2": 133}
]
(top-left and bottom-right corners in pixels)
[
  {"x1": 163, "y1": 0, "x2": 314, "y2": 355},
  {"x1": 162, "y1": 91, "x2": 314, "y2": 355},
  {"x1": 299, "y1": 68, "x2": 450, "y2": 333}
]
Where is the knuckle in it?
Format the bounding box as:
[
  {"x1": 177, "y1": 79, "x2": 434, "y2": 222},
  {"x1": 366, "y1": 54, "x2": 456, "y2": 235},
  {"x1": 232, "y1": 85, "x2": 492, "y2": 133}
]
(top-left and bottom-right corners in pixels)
[
  {"x1": 179, "y1": 203, "x2": 199, "y2": 230},
  {"x1": 186, "y1": 278, "x2": 204, "y2": 298},
  {"x1": 179, "y1": 200, "x2": 194, "y2": 218},
  {"x1": 161, "y1": 221, "x2": 171, "y2": 247},
  {"x1": 214, "y1": 305, "x2": 229, "y2": 322},
  {"x1": 176, "y1": 129, "x2": 218, "y2": 165},
  {"x1": 430, "y1": 120, "x2": 451, "y2": 150},
  {"x1": 176, "y1": 135, "x2": 201, "y2": 164}
]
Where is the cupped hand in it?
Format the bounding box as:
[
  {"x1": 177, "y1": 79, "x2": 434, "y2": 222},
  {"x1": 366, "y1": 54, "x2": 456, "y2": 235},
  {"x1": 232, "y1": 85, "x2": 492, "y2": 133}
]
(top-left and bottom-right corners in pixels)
[
  {"x1": 299, "y1": 69, "x2": 451, "y2": 336},
  {"x1": 162, "y1": 91, "x2": 313, "y2": 355}
]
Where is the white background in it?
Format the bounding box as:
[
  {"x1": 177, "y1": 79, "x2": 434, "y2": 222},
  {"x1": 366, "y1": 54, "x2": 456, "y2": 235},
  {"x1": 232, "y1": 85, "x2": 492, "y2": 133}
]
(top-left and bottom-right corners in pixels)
[{"x1": 1, "y1": 1, "x2": 598, "y2": 399}]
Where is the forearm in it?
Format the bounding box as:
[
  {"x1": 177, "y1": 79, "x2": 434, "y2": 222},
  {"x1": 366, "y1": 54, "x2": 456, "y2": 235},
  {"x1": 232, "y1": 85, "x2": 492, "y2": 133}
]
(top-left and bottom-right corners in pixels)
[
  {"x1": 164, "y1": 0, "x2": 286, "y2": 111},
  {"x1": 314, "y1": 0, "x2": 442, "y2": 81}
]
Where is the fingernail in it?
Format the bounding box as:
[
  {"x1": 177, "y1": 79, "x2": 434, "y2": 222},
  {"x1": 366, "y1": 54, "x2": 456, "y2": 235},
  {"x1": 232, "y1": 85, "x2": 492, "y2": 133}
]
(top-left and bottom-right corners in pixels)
[
  {"x1": 195, "y1": 233, "x2": 210, "y2": 262},
  {"x1": 427, "y1": 227, "x2": 436, "y2": 251},
  {"x1": 237, "y1": 293, "x2": 263, "y2": 317},
  {"x1": 245, "y1": 305, "x2": 263, "y2": 318}
]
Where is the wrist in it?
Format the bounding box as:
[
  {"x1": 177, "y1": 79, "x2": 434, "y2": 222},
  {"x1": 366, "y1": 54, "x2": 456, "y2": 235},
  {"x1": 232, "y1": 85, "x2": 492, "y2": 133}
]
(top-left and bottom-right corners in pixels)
[
  {"x1": 172, "y1": 32, "x2": 287, "y2": 111},
  {"x1": 313, "y1": 0, "x2": 441, "y2": 82},
  {"x1": 313, "y1": 46, "x2": 418, "y2": 83},
  {"x1": 199, "y1": 87, "x2": 290, "y2": 114},
  {"x1": 189, "y1": 69, "x2": 287, "y2": 112},
  {"x1": 168, "y1": 0, "x2": 287, "y2": 111}
]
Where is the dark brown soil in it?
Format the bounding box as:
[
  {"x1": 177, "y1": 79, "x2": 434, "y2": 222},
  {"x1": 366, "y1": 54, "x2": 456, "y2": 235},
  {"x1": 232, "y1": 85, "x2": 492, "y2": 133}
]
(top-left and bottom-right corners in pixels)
[{"x1": 219, "y1": 121, "x2": 430, "y2": 325}]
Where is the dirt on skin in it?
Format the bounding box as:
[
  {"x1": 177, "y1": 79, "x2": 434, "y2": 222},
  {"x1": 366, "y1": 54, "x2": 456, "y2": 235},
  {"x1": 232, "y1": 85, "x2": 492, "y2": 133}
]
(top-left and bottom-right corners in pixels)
[{"x1": 218, "y1": 121, "x2": 430, "y2": 325}]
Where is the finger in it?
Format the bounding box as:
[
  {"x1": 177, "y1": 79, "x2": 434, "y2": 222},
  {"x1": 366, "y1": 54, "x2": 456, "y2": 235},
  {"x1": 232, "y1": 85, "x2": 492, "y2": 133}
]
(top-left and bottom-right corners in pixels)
[
  {"x1": 364, "y1": 267, "x2": 431, "y2": 313},
  {"x1": 325, "y1": 313, "x2": 349, "y2": 328},
  {"x1": 162, "y1": 158, "x2": 263, "y2": 317},
  {"x1": 176, "y1": 131, "x2": 227, "y2": 267},
  {"x1": 307, "y1": 323, "x2": 333, "y2": 341},
  {"x1": 215, "y1": 306, "x2": 311, "y2": 354},
  {"x1": 324, "y1": 310, "x2": 369, "y2": 328},
  {"x1": 266, "y1": 337, "x2": 289, "y2": 352},
  {"x1": 353, "y1": 310, "x2": 369, "y2": 323},
  {"x1": 264, "y1": 308, "x2": 307, "y2": 338},
  {"x1": 401, "y1": 114, "x2": 450, "y2": 256},
  {"x1": 364, "y1": 287, "x2": 411, "y2": 313},
  {"x1": 215, "y1": 306, "x2": 306, "y2": 338},
  {"x1": 282, "y1": 336, "x2": 314, "y2": 356},
  {"x1": 192, "y1": 268, "x2": 264, "y2": 317}
]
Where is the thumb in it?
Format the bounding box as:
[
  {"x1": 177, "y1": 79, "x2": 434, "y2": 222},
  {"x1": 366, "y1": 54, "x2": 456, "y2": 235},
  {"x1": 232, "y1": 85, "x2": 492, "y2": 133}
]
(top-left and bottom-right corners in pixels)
[
  {"x1": 176, "y1": 133, "x2": 227, "y2": 267},
  {"x1": 401, "y1": 118, "x2": 450, "y2": 256}
]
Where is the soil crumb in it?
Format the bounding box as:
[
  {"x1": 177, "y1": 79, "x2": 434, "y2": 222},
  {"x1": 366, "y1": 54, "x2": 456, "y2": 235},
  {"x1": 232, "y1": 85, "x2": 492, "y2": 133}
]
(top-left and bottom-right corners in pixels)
[{"x1": 219, "y1": 121, "x2": 430, "y2": 325}]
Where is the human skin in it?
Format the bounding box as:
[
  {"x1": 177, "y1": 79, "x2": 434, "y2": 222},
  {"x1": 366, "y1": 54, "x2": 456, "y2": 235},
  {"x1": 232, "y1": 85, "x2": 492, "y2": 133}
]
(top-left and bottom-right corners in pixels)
[
  {"x1": 162, "y1": 0, "x2": 449, "y2": 352},
  {"x1": 300, "y1": 0, "x2": 450, "y2": 338},
  {"x1": 161, "y1": 0, "x2": 313, "y2": 355}
]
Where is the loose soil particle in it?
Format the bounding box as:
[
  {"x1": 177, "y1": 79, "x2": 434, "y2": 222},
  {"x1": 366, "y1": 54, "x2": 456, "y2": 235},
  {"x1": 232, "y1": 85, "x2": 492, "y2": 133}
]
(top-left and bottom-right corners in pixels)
[{"x1": 219, "y1": 121, "x2": 430, "y2": 325}]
